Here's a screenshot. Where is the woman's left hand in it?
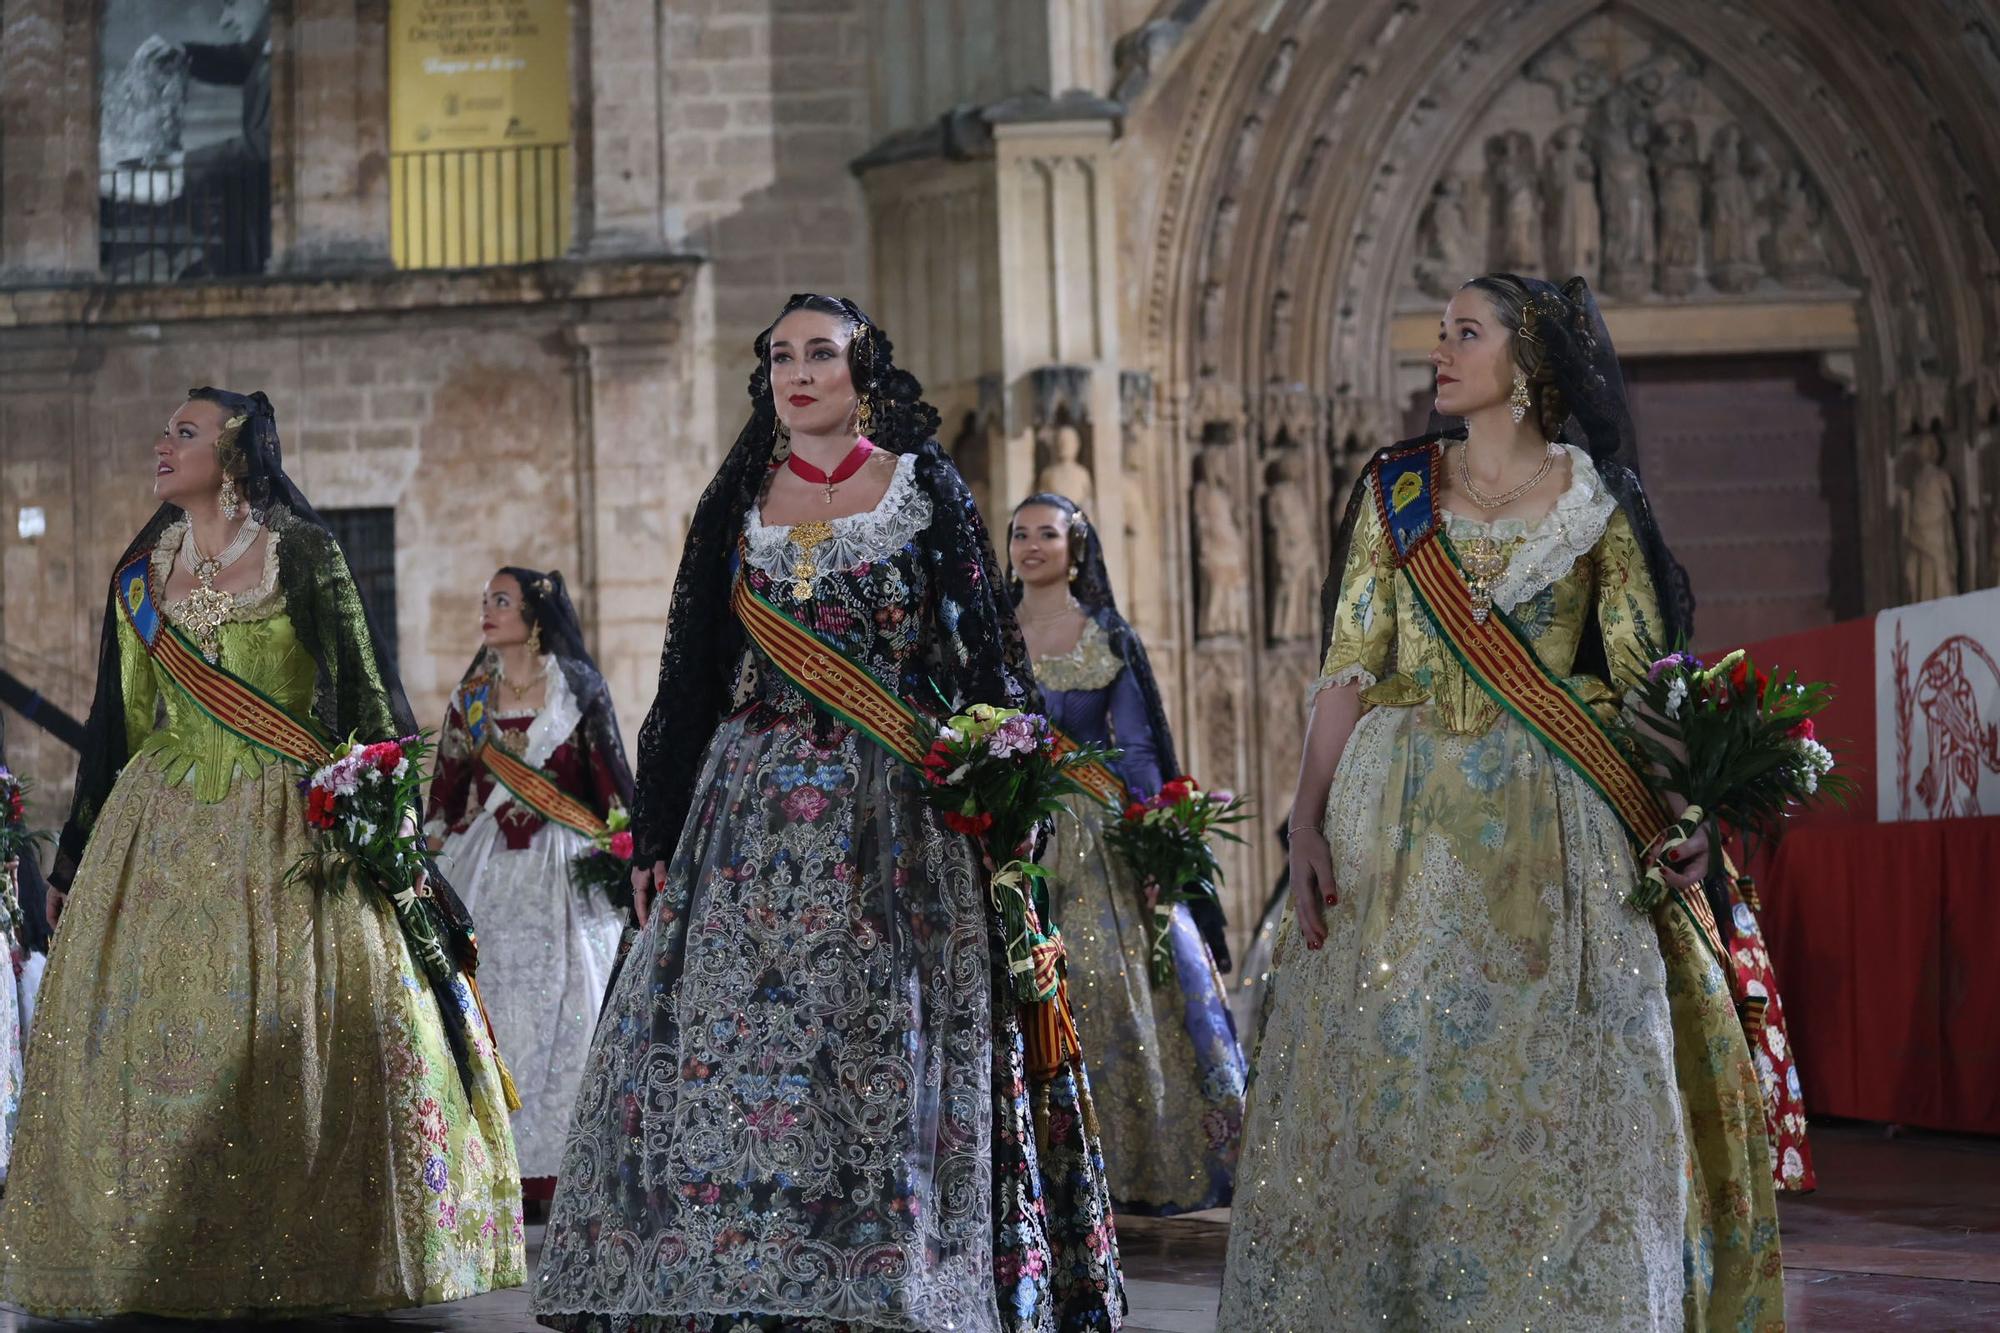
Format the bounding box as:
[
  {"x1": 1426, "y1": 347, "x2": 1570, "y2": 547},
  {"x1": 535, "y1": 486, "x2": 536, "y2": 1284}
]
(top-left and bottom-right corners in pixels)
[{"x1": 1646, "y1": 820, "x2": 1711, "y2": 893}]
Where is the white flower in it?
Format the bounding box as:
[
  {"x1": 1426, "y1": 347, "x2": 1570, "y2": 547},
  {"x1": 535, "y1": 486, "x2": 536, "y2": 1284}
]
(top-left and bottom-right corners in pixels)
[
  {"x1": 945, "y1": 763, "x2": 971, "y2": 785},
  {"x1": 1665, "y1": 676, "x2": 1688, "y2": 719},
  {"x1": 392, "y1": 758, "x2": 410, "y2": 780}
]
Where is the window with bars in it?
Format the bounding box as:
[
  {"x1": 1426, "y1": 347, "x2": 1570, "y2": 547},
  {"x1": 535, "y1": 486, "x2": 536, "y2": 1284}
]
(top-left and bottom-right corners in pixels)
[{"x1": 323, "y1": 507, "x2": 401, "y2": 670}]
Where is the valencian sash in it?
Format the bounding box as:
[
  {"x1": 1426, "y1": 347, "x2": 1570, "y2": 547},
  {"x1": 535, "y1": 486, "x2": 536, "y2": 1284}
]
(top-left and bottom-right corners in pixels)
[
  {"x1": 120, "y1": 552, "x2": 523, "y2": 1109},
  {"x1": 115, "y1": 551, "x2": 330, "y2": 767},
  {"x1": 458, "y1": 679, "x2": 607, "y2": 838},
  {"x1": 731, "y1": 569, "x2": 1096, "y2": 1076},
  {"x1": 1373, "y1": 443, "x2": 1724, "y2": 964}
]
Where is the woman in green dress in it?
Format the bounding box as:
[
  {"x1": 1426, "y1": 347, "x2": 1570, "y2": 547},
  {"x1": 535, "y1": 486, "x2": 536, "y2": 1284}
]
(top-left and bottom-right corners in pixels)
[
  {"x1": 1222, "y1": 277, "x2": 1782, "y2": 1331},
  {"x1": 0, "y1": 389, "x2": 524, "y2": 1318}
]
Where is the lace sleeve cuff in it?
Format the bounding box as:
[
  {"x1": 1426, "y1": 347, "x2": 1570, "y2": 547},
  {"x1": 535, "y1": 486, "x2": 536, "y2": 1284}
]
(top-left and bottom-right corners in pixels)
[{"x1": 1307, "y1": 664, "x2": 1377, "y2": 706}]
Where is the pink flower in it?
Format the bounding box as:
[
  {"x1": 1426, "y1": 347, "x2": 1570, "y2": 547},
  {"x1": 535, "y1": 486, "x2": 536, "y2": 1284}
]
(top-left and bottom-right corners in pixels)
[
  {"x1": 609, "y1": 830, "x2": 635, "y2": 860},
  {"x1": 782, "y1": 786, "x2": 830, "y2": 822}
]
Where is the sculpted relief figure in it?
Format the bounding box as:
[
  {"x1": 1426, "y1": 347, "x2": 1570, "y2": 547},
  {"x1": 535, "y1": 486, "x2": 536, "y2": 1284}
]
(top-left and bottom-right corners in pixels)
[
  {"x1": 1194, "y1": 444, "x2": 1251, "y2": 640},
  {"x1": 1543, "y1": 124, "x2": 1601, "y2": 285},
  {"x1": 1595, "y1": 90, "x2": 1656, "y2": 299},
  {"x1": 1771, "y1": 170, "x2": 1833, "y2": 286},
  {"x1": 1903, "y1": 431, "x2": 1961, "y2": 603},
  {"x1": 1706, "y1": 125, "x2": 1764, "y2": 293},
  {"x1": 1264, "y1": 449, "x2": 1318, "y2": 643},
  {"x1": 1491, "y1": 131, "x2": 1543, "y2": 273},
  {"x1": 1652, "y1": 119, "x2": 1703, "y2": 296},
  {"x1": 1416, "y1": 177, "x2": 1482, "y2": 299},
  {"x1": 1037, "y1": 423, "x2": 1096, "y2": 516}
]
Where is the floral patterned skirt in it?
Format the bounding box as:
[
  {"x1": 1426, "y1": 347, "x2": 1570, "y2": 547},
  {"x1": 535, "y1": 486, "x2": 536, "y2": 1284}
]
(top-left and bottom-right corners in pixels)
[
  {"x1": 0, "y1": 756, "x2": 525, "y2": 1317},
  {"x1": 533, "y1": 712, "x2": 1123, "y2": 1333},
  {"x1": 1221, "y1": 705, "x2": 1689, "y2": 1331},
  {"x1": 1726, "y1": 876, "x2": 1816, "y2": 1193},
  {"x1": 1043, "y1": 794, "x2": 1244, "y2": 1214}
]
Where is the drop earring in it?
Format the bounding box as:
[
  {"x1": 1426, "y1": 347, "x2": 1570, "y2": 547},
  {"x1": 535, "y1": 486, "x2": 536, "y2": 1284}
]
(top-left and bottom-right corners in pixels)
[
  {"x1": 1509, "y1": 373, "x2": 1532, "y2": 426},
  {"x1": 218, "y1": 473, "x2": 241, "y2": 521}
]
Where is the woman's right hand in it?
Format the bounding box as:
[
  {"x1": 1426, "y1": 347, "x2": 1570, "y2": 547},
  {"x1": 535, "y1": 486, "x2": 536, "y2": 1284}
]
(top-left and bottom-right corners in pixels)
[
  {"x1": 630, "y1": 860, "x2": 666, "y2": 928},
  {"x1": 46, "y1": 887, "x2": 66, "y2": 931},
  {"x1": 1289, "y1": 826, "x2": 1335, "y2": 951}
]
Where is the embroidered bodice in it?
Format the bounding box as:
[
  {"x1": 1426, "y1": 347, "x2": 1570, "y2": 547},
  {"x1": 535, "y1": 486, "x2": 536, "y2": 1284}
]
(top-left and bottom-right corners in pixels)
[
  {"x1": 426, "y1": 655, "x2": 623, "y2": 849},
  {"x1": 1031, "y1": 617, "x2": 1165, "y2": 797},
  {"x1": 737, "y1": 451, "x2": 940, "y2": 727},
  {"x1": 113, "y1": 519, "x2": 315, "y2": 802},
  {"x1": 1318, "y1": 444, "x2": 1663, "y2": 736}
]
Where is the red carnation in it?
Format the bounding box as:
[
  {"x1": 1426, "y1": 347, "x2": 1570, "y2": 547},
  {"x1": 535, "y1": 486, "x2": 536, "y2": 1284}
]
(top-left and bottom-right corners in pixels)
[
  {"x1": 1123, "y1": 802, "x2": 1147, "y2": 821},
  {"x1": 305, "y1": 786, "x2": 339, "y2": 830},
  {"x1": 1159, "y1": 778, "x2": 1195, "y2": 804},
  {"x1": 942, "y1": 810, "x2": 994, "y2": 838},
  {"x1": 609, "y1": 830, "x2": 635, "y2": 860},
  {"x1": 1788, "y1": 717, "x2": 1816, "y2": 743}
]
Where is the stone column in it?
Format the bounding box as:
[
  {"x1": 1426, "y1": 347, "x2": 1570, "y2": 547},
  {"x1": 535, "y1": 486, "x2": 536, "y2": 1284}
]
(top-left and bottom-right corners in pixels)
[
  {"x1": 573, "y1": 0, "x2": 666, "y2": 257},
  {"x1": 569, "y1": 306, "x2": 697, "y2": 753},
  {"x1": 273, "y1": 0, "x2": 393, "y2": 271},
  {"x1": 0, "y1": 0, "x2": 99, "y2": 283}
]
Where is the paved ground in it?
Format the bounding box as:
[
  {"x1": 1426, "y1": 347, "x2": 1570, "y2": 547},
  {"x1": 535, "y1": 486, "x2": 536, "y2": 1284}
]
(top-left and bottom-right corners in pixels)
[{"x1": 5, "y1": 1122, "x2": 1995, "y2": 1330}]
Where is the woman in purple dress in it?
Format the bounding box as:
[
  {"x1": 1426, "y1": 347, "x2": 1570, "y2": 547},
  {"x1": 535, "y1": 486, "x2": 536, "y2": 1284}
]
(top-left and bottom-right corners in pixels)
[{"x1": 1009, "y1": 493, "x2": 1245, "y2": 1215}]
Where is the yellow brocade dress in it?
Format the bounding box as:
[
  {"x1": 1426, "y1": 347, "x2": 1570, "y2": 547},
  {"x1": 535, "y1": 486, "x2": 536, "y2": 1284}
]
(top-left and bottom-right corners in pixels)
[
  {"x1": 1219, "y1": 448, "x2": 1783, "y2": 1332},
  {"x1": 0, "y1": 526, "x2": 525, "y2": 1319}
]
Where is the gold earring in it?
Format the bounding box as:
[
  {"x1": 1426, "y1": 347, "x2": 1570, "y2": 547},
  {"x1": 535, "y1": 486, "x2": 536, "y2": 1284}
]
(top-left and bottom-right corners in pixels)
[
  {"x1": 218, "y1": 473, "x2": 241, "y2": 521},
  {"x1": 527, "y1": 621, "x2": 544, "y2": 656},
  {"x1": 1509, "y1": 373, "x2": 1532, "y2": 426},
  {"x1": 856, "y1": 395, "x2": 875, "y2": 438}
]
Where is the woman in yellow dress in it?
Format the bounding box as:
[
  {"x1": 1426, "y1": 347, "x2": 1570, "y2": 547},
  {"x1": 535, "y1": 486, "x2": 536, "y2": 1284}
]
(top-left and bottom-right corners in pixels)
[
  {"x1": 0, "y1": 389, "x2": 524, "y2": 1318},
  {"x1": 1221, "y1": 277, "x2": 1782, "y2": 1331}
]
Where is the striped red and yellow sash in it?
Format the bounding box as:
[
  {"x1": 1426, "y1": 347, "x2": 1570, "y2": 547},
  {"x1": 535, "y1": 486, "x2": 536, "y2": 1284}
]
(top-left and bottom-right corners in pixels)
[
  {"x1": 115, "y1": 551, "x2": 330, "y2": 768},
  {"x1": 731, "y1": 572, "x2": 1126, "y2": 804},
  {"x1": 1375, "y1": 444, "x2": 1670, "y2": 851},
  {"x1": 477, "y1": 741, "x2": 608, "y2": 839}
]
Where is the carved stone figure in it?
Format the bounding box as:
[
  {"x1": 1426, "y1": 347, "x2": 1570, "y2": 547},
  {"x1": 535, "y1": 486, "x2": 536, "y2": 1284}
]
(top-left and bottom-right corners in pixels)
[
  {"x1": 1277, "y1": 211, "x2": 1311, "y2": 279},
  {"x1": 1543, "y1": 124, "x2": 1600, "y2": 285},
  {"x1": 1416, "y1": 177, "x2": 1481, "y2": 299},
  {"x1": 1036, "y1": 423, "x2": 1096, "y2": 515},
  {"x1": 1490, "y1": 131, "x2": 1543, "y2": 272},
  {"x1": 1266, "y1": 292, "x2": 1295, "y2": 379},
  {"x1": 1595, "y1": 90, "x2": 1656, "y2": 299},
  {"x1": 1208, "y1": 197, "x2": 1240, "y2": 275},
  {"x1": 1260, "y1": 39, "x2": 1298, "y2": 98},
  {"x1": 1902, "y1": 431, "x2": 1961, "y2": 602},
  {"x1": 1264, "y1": 449, "x2": 1318, "y2": 643},
  {"x1": 1228, "y1": 114, "x2": 1266, "y2": 190},
  {"x1": 1706, "y1": 125, "x2": 1764, "y2": 293},
  {"x1": 1198, "y1": 282, "x2": 1225, "y2": 374},
  {"x1": 1771, "y1": 170, "x2": 1832, "y2": 286},
  {"x1": 1194, "y1": 445, "x2": 1251, "y2": 639},
  {"x1": 1652, "y1": 119, "x2": 1703, "y2": 296}
]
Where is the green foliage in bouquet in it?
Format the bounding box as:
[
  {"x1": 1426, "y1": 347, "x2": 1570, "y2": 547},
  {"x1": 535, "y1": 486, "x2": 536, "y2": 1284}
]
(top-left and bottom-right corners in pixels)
[
  {"x1": 1105, "y1": 777, "x2": 1252, "y2": 983},
  {"x1": 569, "y1": 805, "x2": 636, "y2": 912}
]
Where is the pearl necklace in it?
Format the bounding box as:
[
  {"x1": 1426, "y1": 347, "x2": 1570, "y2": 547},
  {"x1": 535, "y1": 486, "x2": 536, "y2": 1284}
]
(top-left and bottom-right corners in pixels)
[{"x1": 1457, "y1": 442, "x2": 1562, "y2": 510}]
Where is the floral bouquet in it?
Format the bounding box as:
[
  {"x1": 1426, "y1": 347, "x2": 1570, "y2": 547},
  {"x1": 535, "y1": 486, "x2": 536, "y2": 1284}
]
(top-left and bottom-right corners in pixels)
[
  {"x1": 569, "y1": 804, "x2": 636, "y2": 911},
  {"x1": 286, "y1": 733, "x2": 456, "y2": 978},
  {"x1": 0, "y1": 765, "x2": 50, "y2": 945},
  {"x1": 919, "y1": 703, "x2": 1118, "y2": 1004},
  {"x1": 1105, "y1": 777, "x2": 1252, "y2": 984},
  {"x1": 1614, "y1": 646, "x2": 1851, "y2": 909}
]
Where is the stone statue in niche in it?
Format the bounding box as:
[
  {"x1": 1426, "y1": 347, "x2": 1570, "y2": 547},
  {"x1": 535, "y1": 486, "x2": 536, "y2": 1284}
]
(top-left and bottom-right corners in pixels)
[
  {"x1": 1198, "y1": 284, "x2": 1226, "y2": 376},
  {"x1": 1228, "y1": 114, "x2": 1266, "y2": 190},
  {"x1": 1260, "y1": 39, "x2": 1298, "y2": 98},
  {"x1": 1543, "y1": 124, "x2": 1600, "y2": 285},
  {"x1": 1488, "y1": 130, "x2": 1543, "y2": 272},
  {"x1": 1208, "y1": 197, "x2": 1241, "y2": 275},
  {"x1": 1266, "y1": 292, "x2": 1295, "y2": 378},
  {"x1": 1652, "y1": 119, "x2": 1704, "y2": 297},
  {"x1": 1036, "y1": 422, "x2": 1097, "y2": 515},
  {"x1": 1594, "y1": 89, "x2": 1657, "y2": 300},
  {"x1": 1193, "y1": 443, "x2": 1251, "y2": 640},
  {"x1": 1416, "y1": 177, "x2": 1482, "y2": 299},
  {"x1": 1277, "y1": 211, "x2": 1311, "y2": 279},
  {"x1": 1264, "y1": 447, "x2": 1318, "y2": 643},
  {"x1": 1706, "y1": 125, "x2": 1765, "y2": 293},
  {"x1": 1771, "y1": 170, "x2": 1833, "y2": 286},
  {"x1": 1902, "y1": 430, "x2": 1960, "y2": 603}
]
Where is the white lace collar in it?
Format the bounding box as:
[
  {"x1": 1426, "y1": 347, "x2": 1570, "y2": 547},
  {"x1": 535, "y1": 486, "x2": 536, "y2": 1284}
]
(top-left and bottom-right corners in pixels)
[
  {"x1": 150, "y1": 517, "x2": 284, "y2": 621},
  {"x1": 742, "y1": 451, "x2": 931, "y2": 581},
  {"x1": 480, "y1": 656, "x2": 581, "y2": 818},
  {"x1": 1441, "y1": 444, "x2": 1616, "y2": 613}
]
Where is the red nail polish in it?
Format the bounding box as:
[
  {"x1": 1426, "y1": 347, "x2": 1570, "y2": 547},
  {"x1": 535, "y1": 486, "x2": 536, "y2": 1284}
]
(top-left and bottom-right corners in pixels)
[
  {"x1": 1323, "y1": 894, "x2": 1337, "y2": 906},
  {"x1": 1307, "y1": 939, "x2": 1322, "y2": 951}
]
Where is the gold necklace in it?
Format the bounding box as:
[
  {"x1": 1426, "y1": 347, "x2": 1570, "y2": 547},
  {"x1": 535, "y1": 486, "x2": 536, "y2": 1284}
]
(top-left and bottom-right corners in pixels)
[
  {"x1": 176, "y1": 517, "x2": 263, "y2": 663},
  {"x1": 789, "y1": 521, "x2": 834, "y2": 601},
  {"x1": 1457, "y1": 443, "x2": 1559, "y2": 510}
]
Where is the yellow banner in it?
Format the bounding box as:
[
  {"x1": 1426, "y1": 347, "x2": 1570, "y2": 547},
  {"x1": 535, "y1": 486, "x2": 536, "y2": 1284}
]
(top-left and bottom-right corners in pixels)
[{"x1": 389, "y1": 0, "x2": 571, "y2": 152}]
